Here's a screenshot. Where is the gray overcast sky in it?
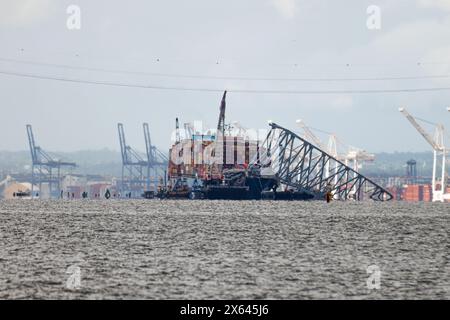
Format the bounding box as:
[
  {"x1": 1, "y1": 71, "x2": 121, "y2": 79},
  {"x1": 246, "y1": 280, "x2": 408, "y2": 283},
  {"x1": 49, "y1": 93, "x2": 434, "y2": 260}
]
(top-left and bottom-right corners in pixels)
[{"x1": 0, "y1": 0, "x2": 449, "y2": 153}]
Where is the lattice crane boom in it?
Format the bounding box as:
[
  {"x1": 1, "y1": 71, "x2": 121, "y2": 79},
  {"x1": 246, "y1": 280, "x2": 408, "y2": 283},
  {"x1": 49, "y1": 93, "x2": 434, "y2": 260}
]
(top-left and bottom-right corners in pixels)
[
  {"x1": 217, "y1": 91, "x2": 227, "y2": 136},
  {"x1": 26, "y1": 125, "x2": 75, "y2": 198},
  {"x1": 399, "y1": 107, "x2": 443, "y2": 151},
  {"x1": 143, "y1": 123, "x2": 153, "y2": 164},
  {"x1": 399, "y1": 107, "x2": 448, "y2": 202},
  {"x1": 117, "y1": 123, "x2": 128, "y2": 164}
]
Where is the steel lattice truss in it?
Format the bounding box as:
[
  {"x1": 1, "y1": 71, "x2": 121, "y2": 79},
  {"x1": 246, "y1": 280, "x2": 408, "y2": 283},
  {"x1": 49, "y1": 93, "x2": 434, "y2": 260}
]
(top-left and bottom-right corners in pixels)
[{"x1": 253, "y1": 123, "x2": 392, "y2": 201}]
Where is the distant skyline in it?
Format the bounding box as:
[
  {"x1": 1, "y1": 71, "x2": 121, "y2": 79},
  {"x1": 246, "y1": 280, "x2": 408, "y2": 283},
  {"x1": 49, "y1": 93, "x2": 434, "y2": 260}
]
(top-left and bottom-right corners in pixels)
[{"x1": 1, "y1": 0, "x2": 450, "y2": 153}]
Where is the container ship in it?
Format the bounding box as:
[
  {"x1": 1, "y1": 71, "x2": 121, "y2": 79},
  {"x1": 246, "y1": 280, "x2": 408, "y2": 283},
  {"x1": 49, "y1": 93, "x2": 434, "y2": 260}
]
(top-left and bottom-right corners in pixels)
[{"x1": 158, "y1": 91, "x2": 316, "y2": 200}]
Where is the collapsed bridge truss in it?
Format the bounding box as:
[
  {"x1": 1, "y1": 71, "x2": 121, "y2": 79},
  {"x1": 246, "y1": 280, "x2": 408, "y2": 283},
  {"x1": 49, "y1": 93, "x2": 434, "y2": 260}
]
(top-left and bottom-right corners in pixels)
[{"x1": 252, "y1": 123, "x2": 392, "y2": 201}]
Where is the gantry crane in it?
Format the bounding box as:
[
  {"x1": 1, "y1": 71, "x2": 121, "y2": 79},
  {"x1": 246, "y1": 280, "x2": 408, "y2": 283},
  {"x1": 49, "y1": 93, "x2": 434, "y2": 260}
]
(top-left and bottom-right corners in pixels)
[
  {"x1": 399, "y1": 107, "x2": 449, "y2": 202},
  {"x1": 296, "y1": 119, "x2": 327, "y2": 150},
  {"x1": 118, "y1": 123, "x2": 168, "y2": 197},
  {"x1": 26, "y1": 125, "x2": 76, "y2": 199},
  {"x1": 143, "y1": 122, "x2": 168, "y2": 190},
  {"x1": 296, "y1": 119, "x2": 335, "y2": 182},
  {"x1": 296, "y1": 119, "x2": 374, "y2": 173},
  {"x1": 118, "y1": 123, "x2": 148, "y2": 197},
  {"x1": 296, "y1": 119, "x2": 375, "y2": 198}
]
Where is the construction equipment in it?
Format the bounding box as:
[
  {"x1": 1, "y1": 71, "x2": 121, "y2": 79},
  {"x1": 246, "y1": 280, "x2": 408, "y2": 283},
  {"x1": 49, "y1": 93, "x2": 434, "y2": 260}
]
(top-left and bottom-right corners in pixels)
[
  {"x1": 214, "y1": 91, "x2": 228, "y2": 170},
  {"x1": 217, "y1": 91, "x2": 227, "y2": 137},
  {"x1": 118, "y1": 123, "x2": 167, "y2": 198},
  {"x1": 26, "y1": 125, "x2": 76, "y2": 199},
  {"x1": 399, "y1": 107, "x2": 449, "y2": 202},
  {"x1": 118, "y1": 123, "x2": 147, "y2": 197},
  {"x1": 252, "y1": 122, "x2": 393, "y2": 201},
  {"x1": 143, "y1": 123, "x2": 168, "y2": 193}
]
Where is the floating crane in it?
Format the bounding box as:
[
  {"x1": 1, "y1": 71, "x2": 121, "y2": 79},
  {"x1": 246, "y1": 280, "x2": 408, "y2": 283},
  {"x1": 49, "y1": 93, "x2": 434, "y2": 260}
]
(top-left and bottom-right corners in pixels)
[
  {"x1": 399, "y1": 107, "x2": 449, "y2": 202},
  {"x1": 217, "y1": 91, "x2": 227, "y2": 137},
  {"x1": 26, "y1": 125, "x2": 76, "y2": 199},
  {"x1": 208, "y1": 91, "x2": 228, "y2": 172}
]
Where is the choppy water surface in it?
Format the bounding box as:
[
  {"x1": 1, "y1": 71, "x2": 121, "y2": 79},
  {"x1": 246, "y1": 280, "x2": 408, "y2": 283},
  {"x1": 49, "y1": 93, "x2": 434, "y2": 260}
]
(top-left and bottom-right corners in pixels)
[{"x1": 0, "y1": 200, "x2": 449, "y2": 299}]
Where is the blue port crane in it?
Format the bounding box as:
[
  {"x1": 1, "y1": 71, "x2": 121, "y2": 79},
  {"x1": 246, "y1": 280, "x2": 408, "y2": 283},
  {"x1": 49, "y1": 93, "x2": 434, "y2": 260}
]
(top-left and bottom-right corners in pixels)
[
  {"x1": 26, "y1": 124, "x2": 76, "y2": 199},
  {"x1": 143, "y1": 122, "x2": 168, "y2": 190},
  {"x1": 118, "y1": 123, "x2": 168, "y2": 197}
]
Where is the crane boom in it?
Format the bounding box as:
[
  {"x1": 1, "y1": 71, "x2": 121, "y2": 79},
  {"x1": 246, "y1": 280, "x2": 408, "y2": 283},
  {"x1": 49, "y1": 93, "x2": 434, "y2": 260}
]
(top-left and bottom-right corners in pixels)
[
  {"x1": 26, "y1": 124, "x2": 38, "y2": 164},
  {"x1": 399, "y1": 107, "x2": 448, "y2": 202},
  {"x1": 175, "y1": 118, "x2": 181, "y2": 143},
  {"x1": 217, "y1": 91, "x2": 227, "y2": 136},
  {"x1": 117, "y1": 123, "x2": 128, "y2": 163},
  {"x1": 399, "y1": 107, "x2": 442, "y2": 151},
  {"x1": 143, "y1": 123, "x2": 153, "y2": 164}
]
